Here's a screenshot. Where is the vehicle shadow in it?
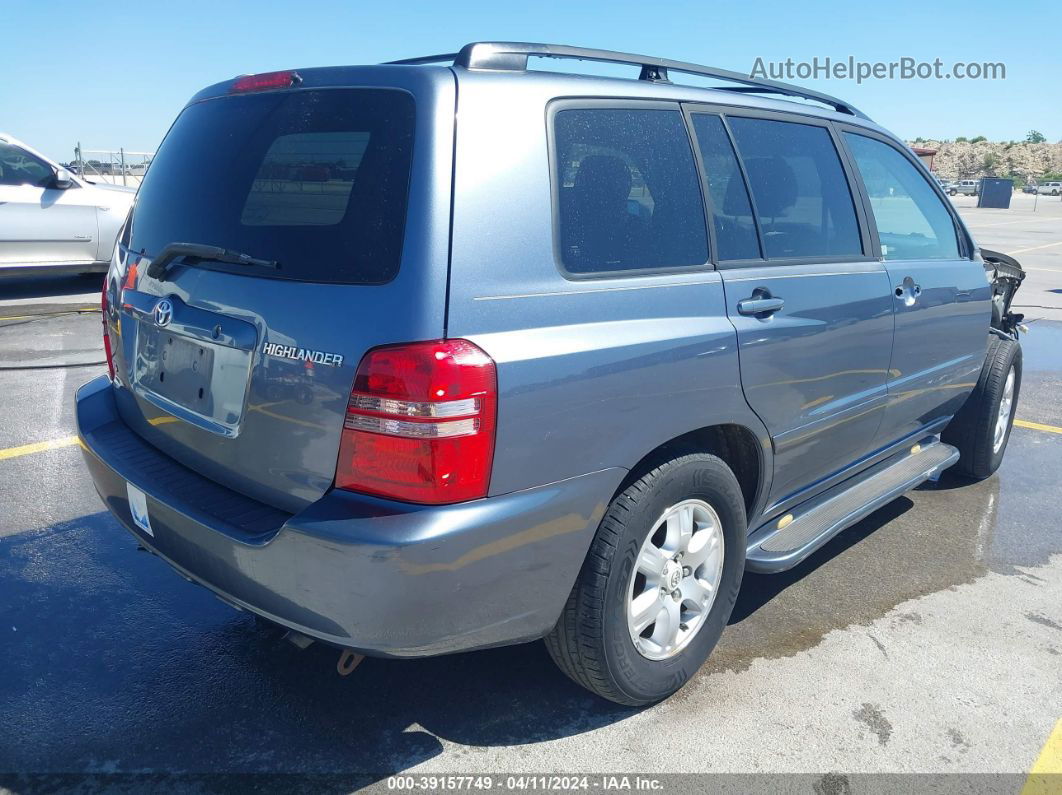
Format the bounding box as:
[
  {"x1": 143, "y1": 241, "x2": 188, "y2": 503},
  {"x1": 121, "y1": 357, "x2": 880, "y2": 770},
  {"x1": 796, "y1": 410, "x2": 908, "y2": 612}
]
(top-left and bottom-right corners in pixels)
[
  {"x1": 0, "y1": 512, "x2": 636, "y2": 788},
  {"x1": 0, "y1": 273, "x2": 103, "y2": 301}
]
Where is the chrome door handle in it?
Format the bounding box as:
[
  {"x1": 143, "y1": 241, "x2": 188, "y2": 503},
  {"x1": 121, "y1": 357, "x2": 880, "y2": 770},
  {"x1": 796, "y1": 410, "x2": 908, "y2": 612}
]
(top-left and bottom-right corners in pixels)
[
  {"x1": 737, "y1": 296, "x2": 785, "y2": 317},
  {"x1": 894, "y1": 276, "x2": 922, "y2": 306}
]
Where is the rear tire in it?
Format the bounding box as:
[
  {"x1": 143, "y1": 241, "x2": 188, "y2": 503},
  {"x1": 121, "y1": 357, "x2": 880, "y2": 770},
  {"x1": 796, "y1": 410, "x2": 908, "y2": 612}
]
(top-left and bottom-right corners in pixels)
[
  {"x1": 545, "y1": 453, "x2": 746, "y2": 706},
  {"x1": 943, "y1": 336, "x2": 1022, "y2": 479}
]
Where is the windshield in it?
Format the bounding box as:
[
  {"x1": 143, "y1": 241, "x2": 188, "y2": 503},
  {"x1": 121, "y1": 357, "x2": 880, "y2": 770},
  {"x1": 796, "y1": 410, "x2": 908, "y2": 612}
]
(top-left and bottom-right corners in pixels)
[{"x1": 129, "y1": 88, "x2": 415, "y2": 284}]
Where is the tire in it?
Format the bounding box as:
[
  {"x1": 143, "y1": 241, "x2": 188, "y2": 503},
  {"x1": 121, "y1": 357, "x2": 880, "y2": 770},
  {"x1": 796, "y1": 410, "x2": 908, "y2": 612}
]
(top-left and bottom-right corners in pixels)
[
  {"x1": 950, "y1": 189, "x2": 958, "y2": 196},
  {"x1": 942, "y1": 336, "x2": 1022, "y2": 479},
  {"x1": 545, "y1": 453, "x2": 746, "y2": 706},
  {"x1": 1052, "y1": 189, "x2": 1059, "y2": 196}
]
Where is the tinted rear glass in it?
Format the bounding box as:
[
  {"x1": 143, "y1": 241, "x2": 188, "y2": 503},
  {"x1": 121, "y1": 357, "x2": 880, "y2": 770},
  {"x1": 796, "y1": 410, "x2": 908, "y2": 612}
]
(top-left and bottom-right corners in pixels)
[
  {"x1": 727, "y1": 117, "x2": 862, "y2": 260},
  {"x1": 129, "y1": 89, "x2": 414, "y2": 284},
  {"x1": 689, "y1": 114, "x2": 761, "y2": 261},
  {"x1": 554, "y1": 108, "x2": 708, "y2": 275}
]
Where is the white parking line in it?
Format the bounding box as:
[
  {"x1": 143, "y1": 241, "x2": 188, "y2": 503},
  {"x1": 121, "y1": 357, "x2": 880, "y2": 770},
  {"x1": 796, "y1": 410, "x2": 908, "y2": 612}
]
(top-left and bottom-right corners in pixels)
[
  {"x1": 967, "y1": 217, "x2": 1062, "y2": 228},
  {"x1": 1008, "y1": 241, "x2": 1062, "y2": 255}
]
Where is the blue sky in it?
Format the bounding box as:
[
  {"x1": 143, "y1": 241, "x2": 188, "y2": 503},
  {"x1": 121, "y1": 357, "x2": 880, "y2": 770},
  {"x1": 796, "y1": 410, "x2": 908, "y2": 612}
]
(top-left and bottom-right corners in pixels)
[{"x1": 4, "y1": 0, "x2": 1059, "y2": 162}]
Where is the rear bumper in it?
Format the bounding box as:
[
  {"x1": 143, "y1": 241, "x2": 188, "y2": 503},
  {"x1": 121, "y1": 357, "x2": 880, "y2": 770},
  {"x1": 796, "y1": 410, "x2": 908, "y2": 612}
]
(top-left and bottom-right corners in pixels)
[{"x1": 76, "y1": 376, "x2": 623, "y2": 657}]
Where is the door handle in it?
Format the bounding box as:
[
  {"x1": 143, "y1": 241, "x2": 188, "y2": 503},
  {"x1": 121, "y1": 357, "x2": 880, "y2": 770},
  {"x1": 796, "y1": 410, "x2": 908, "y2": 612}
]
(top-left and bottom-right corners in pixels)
[
  {"x1": 737, "y1": 295, "x2": 785, "y2": 317},
  {"x1": 894, "y1": 276, "x2": 922, "y2": 306}
]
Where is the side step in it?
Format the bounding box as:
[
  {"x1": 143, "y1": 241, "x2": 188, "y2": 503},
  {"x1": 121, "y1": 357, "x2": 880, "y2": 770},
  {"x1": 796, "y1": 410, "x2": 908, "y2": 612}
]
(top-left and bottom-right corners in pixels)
[{"x1": 745, "y1": 439, "x2": 959, "y2": 573}]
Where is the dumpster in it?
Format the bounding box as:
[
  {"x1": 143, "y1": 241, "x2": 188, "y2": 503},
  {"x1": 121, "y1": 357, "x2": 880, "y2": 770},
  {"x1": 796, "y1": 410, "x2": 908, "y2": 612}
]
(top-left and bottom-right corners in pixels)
[{"x1": 978, "y1": 178, "x2": 1013, "y2": 209}]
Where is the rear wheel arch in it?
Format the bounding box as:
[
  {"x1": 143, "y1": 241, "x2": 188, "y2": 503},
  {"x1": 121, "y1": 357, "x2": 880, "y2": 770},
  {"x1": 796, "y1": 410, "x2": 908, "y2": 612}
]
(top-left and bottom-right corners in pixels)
[{"x1": 612, "y1": 424, "x2": 766, "y2": 521}]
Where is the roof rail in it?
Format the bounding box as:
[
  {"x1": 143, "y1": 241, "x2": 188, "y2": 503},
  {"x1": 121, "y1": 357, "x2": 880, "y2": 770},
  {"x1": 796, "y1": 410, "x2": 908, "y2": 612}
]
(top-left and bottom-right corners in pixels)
[{"x1": 385, "y1": 42, "x2": 868, "y2": 119}]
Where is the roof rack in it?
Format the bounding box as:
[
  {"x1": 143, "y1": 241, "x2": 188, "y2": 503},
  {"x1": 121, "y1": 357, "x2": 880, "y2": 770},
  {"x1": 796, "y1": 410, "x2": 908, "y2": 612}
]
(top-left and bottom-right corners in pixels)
[{"x1": 385, "y1": 42, "x2": 868, "y2": 119}]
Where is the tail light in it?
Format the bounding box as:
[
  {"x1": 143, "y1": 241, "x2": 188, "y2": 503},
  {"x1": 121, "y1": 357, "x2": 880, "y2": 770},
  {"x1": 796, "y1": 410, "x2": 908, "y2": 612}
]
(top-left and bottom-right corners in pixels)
[
  {"x1": 101, "y1": 279, "x2": 115, "y2": 381},
  {"x1": 336, "y1": 340, "x2": 497, "y2": 504}
]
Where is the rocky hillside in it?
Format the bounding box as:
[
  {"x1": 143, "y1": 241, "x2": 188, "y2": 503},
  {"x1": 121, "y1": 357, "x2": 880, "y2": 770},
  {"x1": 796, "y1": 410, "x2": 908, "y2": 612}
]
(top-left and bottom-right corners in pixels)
[{"x1": 906, "y1": 139, "x2": 1062, "y2": 183}]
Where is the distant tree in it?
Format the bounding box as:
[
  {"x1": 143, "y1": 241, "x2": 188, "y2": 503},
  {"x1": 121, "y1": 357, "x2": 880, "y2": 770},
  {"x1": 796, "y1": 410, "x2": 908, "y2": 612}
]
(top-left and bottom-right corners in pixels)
[
  {"x1": 982, "y1": 153, "x2": 999, "y2": 174},
  {"x1": 970, "y1": 135, "x2": 987, "y2": 143},
  {"x1": 955, "y1": 136, "x2": 969, "y2": 143},
  {"x1": 913, "y1": 136, "x2": 927, "y2": 143},
  {"x1": 1026, "y1": 130, "x2": 1046, "y2": 143}
]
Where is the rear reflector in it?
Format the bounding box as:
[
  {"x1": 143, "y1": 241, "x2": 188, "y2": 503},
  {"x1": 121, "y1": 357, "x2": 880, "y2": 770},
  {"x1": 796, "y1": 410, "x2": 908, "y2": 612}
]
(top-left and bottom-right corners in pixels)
[
  {"x1": 230, "y1": 70, "x2": 301, "y2": 93},
  {"x1": 335, "y1": 340, "x2": 497, "y2": 504}
]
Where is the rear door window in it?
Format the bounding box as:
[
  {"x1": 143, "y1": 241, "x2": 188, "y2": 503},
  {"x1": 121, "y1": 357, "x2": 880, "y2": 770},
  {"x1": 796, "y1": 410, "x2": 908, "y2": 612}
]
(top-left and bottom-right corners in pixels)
[
  {"x1": 843, "y1": 133, "x2": 960, "y2": 260},
  {"x1": 553, "y1": 107, "x2": 708, "y2": 275},
  {"x1": 689, "y1": 114, "x2": 761, "y2": 261},
  {"x1": 727, "y1": 116, "x2": 863, "y2": 260},
  {"x1": 129, "y1": 89, "x2": 415, "y2": 284}
]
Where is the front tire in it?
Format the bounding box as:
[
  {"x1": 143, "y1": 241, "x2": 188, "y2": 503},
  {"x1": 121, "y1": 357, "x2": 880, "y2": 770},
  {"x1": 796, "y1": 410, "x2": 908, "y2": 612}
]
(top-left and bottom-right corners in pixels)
[
  {"x1": 943, "y1": 336, "x2": 1022, "y2": 479},
  {"x1": 545, "y1": 454, "x2": 746, "y2": 706}
]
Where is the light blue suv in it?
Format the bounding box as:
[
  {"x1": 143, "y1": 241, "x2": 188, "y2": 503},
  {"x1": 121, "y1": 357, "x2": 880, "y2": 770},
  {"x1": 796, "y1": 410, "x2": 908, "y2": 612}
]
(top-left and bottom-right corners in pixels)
[{"x1": 76, "y1": 43, "x2": 1025, "y2": 705}]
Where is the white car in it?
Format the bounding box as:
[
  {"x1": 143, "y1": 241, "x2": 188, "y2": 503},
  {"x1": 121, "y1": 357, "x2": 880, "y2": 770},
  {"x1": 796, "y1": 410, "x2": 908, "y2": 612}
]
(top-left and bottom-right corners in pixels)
[
  {"x1": 0, "y1": 133, "x2": 135, "y2": 279},
  {"x1": 1036, "y1": 181, "x2": 1062, "y2": 196}
]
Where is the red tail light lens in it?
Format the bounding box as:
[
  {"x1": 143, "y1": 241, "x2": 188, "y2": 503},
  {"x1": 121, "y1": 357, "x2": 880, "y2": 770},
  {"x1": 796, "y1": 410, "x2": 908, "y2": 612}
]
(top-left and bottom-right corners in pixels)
[
  {"x1": 230, "y1": 70, "x2": 301, "y2": 93},
  {"x1": 336, "y1": 340, "x2": 497, "y2": 504},
  {"x1": 101, "y1": 279, "x2": 115, "y2": 381}
]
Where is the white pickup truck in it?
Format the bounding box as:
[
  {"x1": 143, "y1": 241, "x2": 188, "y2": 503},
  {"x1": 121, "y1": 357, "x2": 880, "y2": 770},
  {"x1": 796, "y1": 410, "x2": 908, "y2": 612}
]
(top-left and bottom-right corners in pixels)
[{"x1": 1036, "y1": 181, "x2": 1062, "y2": 196}]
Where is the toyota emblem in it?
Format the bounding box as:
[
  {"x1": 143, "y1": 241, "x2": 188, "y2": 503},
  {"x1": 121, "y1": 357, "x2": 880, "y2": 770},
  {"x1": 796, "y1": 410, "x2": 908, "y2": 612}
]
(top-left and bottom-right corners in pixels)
[{"x1": 153, "y1": 299, "x2": 174, "y2": 328}]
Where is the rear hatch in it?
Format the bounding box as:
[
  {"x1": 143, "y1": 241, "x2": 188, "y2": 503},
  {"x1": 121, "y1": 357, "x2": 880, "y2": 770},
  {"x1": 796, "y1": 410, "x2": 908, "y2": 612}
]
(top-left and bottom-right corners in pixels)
[{"x1": 109, "y1": 68, "x2": 454, "y2": 512}]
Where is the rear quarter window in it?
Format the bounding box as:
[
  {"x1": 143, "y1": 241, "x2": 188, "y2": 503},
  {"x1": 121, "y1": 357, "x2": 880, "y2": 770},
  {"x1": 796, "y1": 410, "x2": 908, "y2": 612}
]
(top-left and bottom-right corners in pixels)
[
  {"x1": 129, "y1": 88, "x2": 414, "y2": 284},
  {"x1": 552, "y1": 107, "x2": 708, "y2": 276}
]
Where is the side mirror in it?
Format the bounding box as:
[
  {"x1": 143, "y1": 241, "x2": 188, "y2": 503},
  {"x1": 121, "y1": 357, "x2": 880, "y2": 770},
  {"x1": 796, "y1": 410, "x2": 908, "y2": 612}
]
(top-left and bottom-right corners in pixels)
[{"x1": 53, "y1": 168, "x2": 74, "y2": 189}]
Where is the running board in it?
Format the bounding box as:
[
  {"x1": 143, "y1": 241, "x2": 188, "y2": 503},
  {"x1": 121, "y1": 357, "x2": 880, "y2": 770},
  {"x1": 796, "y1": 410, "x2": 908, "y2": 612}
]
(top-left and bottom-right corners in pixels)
[{"x1": 745, "y1": 439, "x2": 959, "y2": 573}]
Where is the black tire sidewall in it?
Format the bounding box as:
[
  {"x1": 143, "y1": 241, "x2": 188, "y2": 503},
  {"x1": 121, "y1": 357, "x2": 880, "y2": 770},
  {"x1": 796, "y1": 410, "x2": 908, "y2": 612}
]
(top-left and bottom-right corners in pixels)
[
  {"x1": 946, "y1": 336, "x2": 1023, "y2": 479},
  {"x1": 983, "y1": 341, "x2": 1022, "y2": 474},
  {"x1": 600, "y1": 457, "x2": 746, "y2": 704}
]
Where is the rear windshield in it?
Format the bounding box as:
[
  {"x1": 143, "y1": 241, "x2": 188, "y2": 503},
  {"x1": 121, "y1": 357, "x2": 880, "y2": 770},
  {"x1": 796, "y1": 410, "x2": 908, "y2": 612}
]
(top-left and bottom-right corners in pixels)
[{"x1": 129, "y1": 88, "x2": 415, "y2": 284}]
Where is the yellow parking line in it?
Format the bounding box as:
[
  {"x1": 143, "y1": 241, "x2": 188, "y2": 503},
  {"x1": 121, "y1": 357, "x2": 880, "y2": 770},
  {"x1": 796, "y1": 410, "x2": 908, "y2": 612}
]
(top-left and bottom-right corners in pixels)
[
  {"x1": 1015, "y1": 419, "x2": 1062, "y2": 435},
  {"x1": 1022, "y1": 718, "x2": 1062, "y2": 794},
  {"x1": 0, "y1": 435, "x2": 80, "y2": 461},
  {"x1": 0, "y1": 307, "x2": 100, "y2": 321}
]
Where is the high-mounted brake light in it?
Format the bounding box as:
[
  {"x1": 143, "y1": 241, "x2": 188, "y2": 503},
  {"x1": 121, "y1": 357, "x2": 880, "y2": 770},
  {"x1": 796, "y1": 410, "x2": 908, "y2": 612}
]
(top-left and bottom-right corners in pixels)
[
  {"x1": 230, "y1": 70, "x2": 302, "y2": 93},
  {"x1": 335, "y1": 340, "x2": 497, "y2": 504}
]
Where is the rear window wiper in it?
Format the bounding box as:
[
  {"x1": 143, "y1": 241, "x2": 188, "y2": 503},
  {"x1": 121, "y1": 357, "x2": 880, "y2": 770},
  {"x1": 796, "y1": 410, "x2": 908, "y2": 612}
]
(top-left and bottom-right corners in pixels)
[{"x1": 146, "y1": 242, "x2": 280, "y2": 280}]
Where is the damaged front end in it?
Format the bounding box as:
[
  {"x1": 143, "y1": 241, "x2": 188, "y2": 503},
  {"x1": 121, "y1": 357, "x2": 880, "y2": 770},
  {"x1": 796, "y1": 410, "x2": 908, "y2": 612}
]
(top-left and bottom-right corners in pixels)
[{"x1": 981, "y1": 248, "x2": 1026, "y2": 340}]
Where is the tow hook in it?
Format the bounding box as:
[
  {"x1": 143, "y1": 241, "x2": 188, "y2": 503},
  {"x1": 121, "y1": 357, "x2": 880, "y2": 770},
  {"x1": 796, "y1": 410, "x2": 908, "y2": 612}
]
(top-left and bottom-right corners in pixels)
[{"x1": 337, "y1": 649, "x2": 365, "y2": 676}]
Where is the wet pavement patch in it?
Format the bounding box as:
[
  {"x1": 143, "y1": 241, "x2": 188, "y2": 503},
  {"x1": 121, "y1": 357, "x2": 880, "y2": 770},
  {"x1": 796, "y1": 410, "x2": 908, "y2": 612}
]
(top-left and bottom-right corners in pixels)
[{"x1": 853, "y1": 703, "x2": 893, "y2": 746}]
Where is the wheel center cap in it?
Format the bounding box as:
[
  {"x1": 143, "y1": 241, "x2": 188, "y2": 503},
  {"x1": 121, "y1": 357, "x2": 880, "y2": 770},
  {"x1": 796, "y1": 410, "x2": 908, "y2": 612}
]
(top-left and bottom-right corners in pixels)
[{"x1": 663, "y1": 561, "x2": 682, "y2": 592}]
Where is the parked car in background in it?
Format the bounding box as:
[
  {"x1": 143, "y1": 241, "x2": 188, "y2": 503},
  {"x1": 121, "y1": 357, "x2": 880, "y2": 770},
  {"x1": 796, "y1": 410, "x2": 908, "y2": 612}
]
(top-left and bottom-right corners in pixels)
[
  {"x1": 934, "y1": 175, "x2": 953, "y2": 191},
  {"x1": 950, "y1": 179, "x2": 980, "y2": 196},
  {"x1": 0, "y1": 133, "x2": 135, "y2": 279},
  {"x1": 1036, "y1": 181, "x2": 1062, "y2": 196},
  {"x1": 77, "y1": 42, "x2": 1025, "y2": 706},
  {"x1": 1022, "y1": 184, "x2": 1038, "y2": 194}
]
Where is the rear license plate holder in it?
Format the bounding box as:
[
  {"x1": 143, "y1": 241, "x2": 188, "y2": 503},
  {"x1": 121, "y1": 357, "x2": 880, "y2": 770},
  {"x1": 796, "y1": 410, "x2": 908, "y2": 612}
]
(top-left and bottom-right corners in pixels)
[{"x1": 137, "y1": 330, "x2": 215, "y2": 410}]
